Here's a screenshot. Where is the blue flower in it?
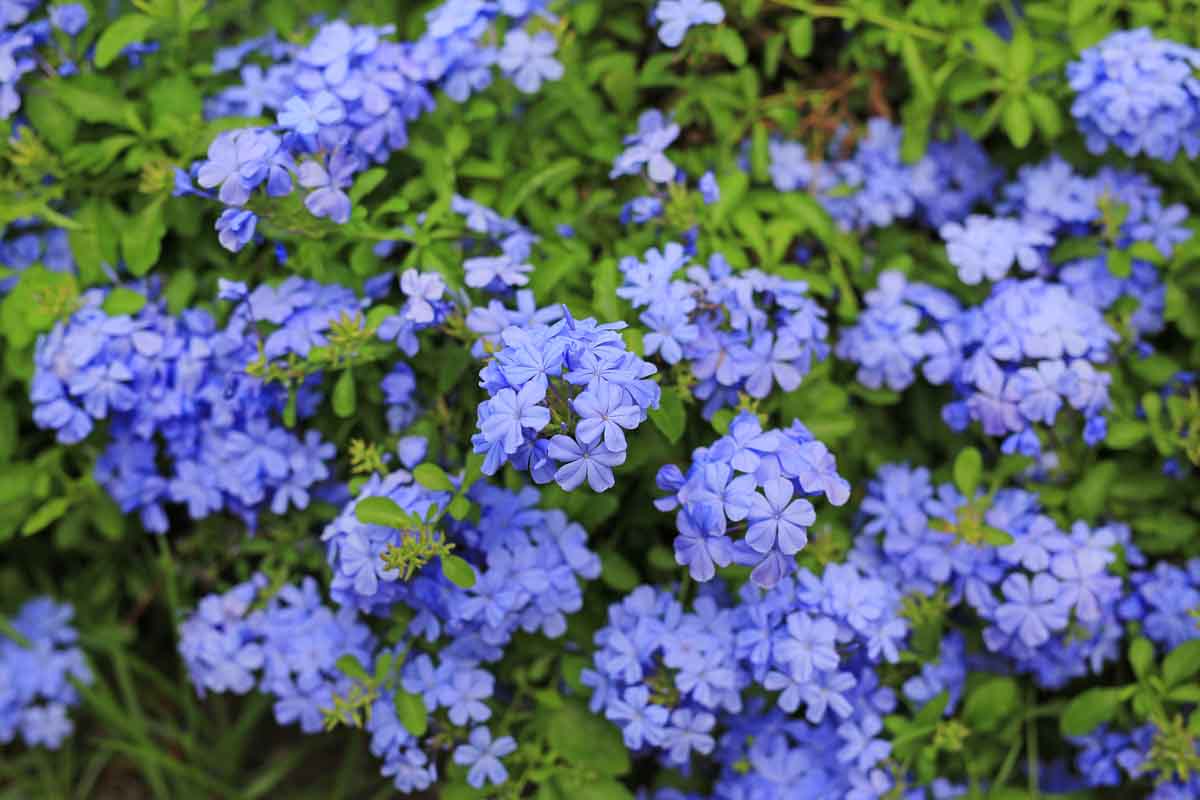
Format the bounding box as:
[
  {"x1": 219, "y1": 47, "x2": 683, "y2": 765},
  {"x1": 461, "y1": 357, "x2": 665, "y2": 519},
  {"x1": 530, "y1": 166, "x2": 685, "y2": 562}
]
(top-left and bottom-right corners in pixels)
[
  {"x1": 992, "y1": 573, "x2": 1071, "y2": 648},
  {"x1": 653, "y1": 0, "x2": 725, "y2": 47},
  {"x1": 746, "y1": 478, "x2": 814, "y2": 556},
  {"x1": 1068, "y1": 28, "x2": 1200, "y2": 161},
  {"x1": 215, "y1": 208, "x2": 258, "y2": 252},
  {"x1": 497, "y1": 30, "x2": 562, "y2": 93},
  {"x1": 453, "y1": 726, "x2": 516, "y2": 789},
  {"x1": 773, "y1": 611, "x2": 838, "y2": 681},
  {"x1": 297, "y1": 147, "x2": 357, "y2": 224},
  {"x1": 548, "y1": 434, "x2": 625, "y2": 492},
  {"x1": 480, "y1": 382, "x2": 550, "y2": 453},
  {"x1": 276, "y1": 90, "x2": 345, "y2": 135},
  {"x1": 48, "y1": 4, "x2": 88, "y2": 35},
  {"x1": 606, "y1": 685, "x2": 669, "y2": 749},
  {"x1": 464, "y1": 254, "x2": 531, "y2": 289}
]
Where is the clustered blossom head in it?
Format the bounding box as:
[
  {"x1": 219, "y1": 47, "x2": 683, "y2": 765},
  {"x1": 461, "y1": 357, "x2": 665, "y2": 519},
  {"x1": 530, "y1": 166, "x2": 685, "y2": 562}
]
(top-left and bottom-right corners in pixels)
[
  {"x1": 450, "y1": 194, "x2": 539, "y2": 293},
  {"x1": 374, "y1": 268, "x2": 452, "y2": 356},
  {"x1": 852, "y1": 463, "x2": 1137, "y2": 689},
  {"x1": 0, "y1": 221, "x2": 74, "y2": 292},
  {"x1": 179, "y1": 575, "x2": 375, "y2": 733},
  {"x1": 297, "y1": 472, "x2": 597, "y2": 791},
  {"x1": 939, "y1": 215, "x2": 1055, "y2": 285},
  {"x1": 190, "y1": 2, "x2": 562, "y2": 250},
  {"x1": 1117, "y1": 559, "x2": 1200, "y2": 651},
  {"x1": 840, "y1": 271, "x2": 1119, "y2": 455},
  {"x1": 768, "y1": 120, "x2": 1001, "y2": 231},
  {"x1": 655, "y1": 412, "x2": 849, "y2": 587},
  {"x1": 1068, "y1": 28, "x2": 1200, "y2": 161},
  {"x1": 30, "y1": 278, "x2": 360, "y2": 531},
  {"x1": 619, "y1": 243, "x2": 829, "y2": 417},
  {"x1": 1, "y1": 2, "x2": 90, "y2": 118},
  {"x1": 584, "y1": 564, "x2": 909, "y2": 796},
  {"x1": 0, "y1": 597, "x2": 91, "y2": 749},
  {"x1": 473, "y1": 309, "x2": 660, "y2": 492},
  {"x1": 1072, "y1": 722, "x2": 1200, "y2": 797}
]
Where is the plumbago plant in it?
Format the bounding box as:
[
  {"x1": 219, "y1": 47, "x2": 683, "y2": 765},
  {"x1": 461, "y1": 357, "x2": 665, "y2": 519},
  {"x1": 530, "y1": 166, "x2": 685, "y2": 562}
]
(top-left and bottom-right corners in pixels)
[{"x1": 4, "y1": 0, "x2": 1200, "y2": 798}]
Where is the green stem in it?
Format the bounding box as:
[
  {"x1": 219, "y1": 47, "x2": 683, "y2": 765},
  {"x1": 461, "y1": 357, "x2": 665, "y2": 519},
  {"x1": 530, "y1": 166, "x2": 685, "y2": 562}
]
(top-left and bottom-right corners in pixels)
[{"x1": 770, "y1": 0, "x2": 947, "y2": 43}]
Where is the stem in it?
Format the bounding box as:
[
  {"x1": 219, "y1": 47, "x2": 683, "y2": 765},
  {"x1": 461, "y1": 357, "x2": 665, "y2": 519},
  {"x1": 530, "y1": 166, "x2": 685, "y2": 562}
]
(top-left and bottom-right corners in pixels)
[
  {"x1": 770, "y1": 0, "x2": 947, "y2": 43},
  {"x1": 1026, "y1": 686, "x2": 1041, "y2": 798}
]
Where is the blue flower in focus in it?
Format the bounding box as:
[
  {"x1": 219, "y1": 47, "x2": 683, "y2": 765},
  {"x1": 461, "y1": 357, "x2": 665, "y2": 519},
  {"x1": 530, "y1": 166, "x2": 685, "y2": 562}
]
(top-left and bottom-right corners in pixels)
[
  {"x1": 276, "y1": 90, "x2": 345, "y2": 135},
  {"x1": 453, "y1": 726, "x2": 517, "y2": 788},
  {"x1": 215, "y1": 208, "x2": 258, "y2": 252}
]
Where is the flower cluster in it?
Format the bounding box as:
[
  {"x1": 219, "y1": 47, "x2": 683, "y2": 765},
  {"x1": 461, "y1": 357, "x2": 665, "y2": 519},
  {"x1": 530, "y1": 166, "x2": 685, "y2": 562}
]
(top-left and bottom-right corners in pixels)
[
  {"x1": 1117, "y1": 559, "x2": 1200, "y2": 651},
  {"x1": 0, "y1": 221, "x2": 74, "y2": 292},
  {"x1": 473, "y1": 309, "x2": 660, "y2": 492},
  {"x1": 191, "y1": 3, "x2": 561, "y2": 250},
  {"x1": 1073, "y1": 722, "x2": 1200, "y2": 798},
  {"x1": 585, "y1": 562, "x2": 909, "y2": 796},
  {"x1": 939, "y1": 214, "x2": 1054, "y2": 285},
  {"x1": 655, "y1": 411, "x2": 849, "y2": 587},
  {"x1": 768, "y1": 120, "x2": 1001, "y2": 231},
  {"x1": 1068, "y1": 28, "x2": 1200, "y2": 161},
  {"x1": 0, "y1": 597, "x2": 91, "y2": 749},
  {"x1": 840, "y1": 271, "x2": 1118, "y2": 454},
  {"x1": 30, "y1": 278, "x2": 357, "y2": 531},
  {"x1": 274, "y1": 470, "x2": 598, "y2": 791},
  {"x1": 619, "y1": 243, "x2": 829, "y2": 416},
  {"x1": 851, "y1": 463, "x2": 1135, "y2": 689},
  {"x1": 0, "y1": 2, "x2": 90, "y2": 118},
  {"x1": 179, "y1": 575, "x2": 375, "y2": 733},
  {"x1": 452, "y1": 193, "x2": 539, "y2": 293}
]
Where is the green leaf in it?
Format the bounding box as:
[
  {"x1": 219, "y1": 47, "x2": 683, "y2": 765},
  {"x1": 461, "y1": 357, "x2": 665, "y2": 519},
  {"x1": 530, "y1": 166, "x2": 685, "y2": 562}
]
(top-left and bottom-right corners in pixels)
[
  {"x1": 1061, "y1": 687, "x2": 1125, "y2": 736},
  {"x1": 1107, "y1": 248, "x2": 1133, "y2": 278},
  {"x1": 981, "y1": 525, "x2": 1016, "y2": 546},
  {"x1": 413, "y1": 464, "x2": 455, "y2": 492},
  {"x1": 441, "y1": 554, "x2": 477, "y2": 589},
  {"x1": 23, "y1": 497, "x2": 69, "y2": 536},
  {"x1": 447, "y1": 494, "x2": 471, "y2": 521},
  {"x1": 354, "y1": 496, "x2": 416, "y2": 529},
  {"x1": 787, "y1": 17, "x2": 813, "y2": 57},
  {"x1": 1129, "y1": 637, "x2": 1155, "y2": 681},
  {"x1": 1163, "y1": 640, "x2": 1200, "y2": 687},
  {"x1": 94, "y1": 14, "x2": 159, "y2": 69},
  {"x1": 1068, "y1": 460, "x2": 1118, "y2": 521},
  {"x1": 120, "y1": 200, "x2": 166, "y2": 277},
  {"x1": 600, "y1": 550, "x2": 640, "y2": 592},
  {"x1": 335, "y1": 654, "x2": 370, "y2": 683},
  {"x1": 717, "y1": 28, "x2": 747, "y2": 66},
  {"x1": 546, "y1": 701, "x2": 630, "y2": 776},
  {"x1": 750, "y1": 122, "x2": 770, "y2": 183},
  {"x1": 901, "y1": 37, "x2": 935, "y2": 103},
  {"x1": 1002, "y1": 96, "x2": 1033, "y2": 148},
  {"x1": 1008, "y1": 27, "x2": 1036, "y2": 77},
  {"x1": 592, "y1": 258, "x2": 620, "y2": 321},
  {"x1": 332, "y1": 370, "x2": 356, "y2": 418},
  {"x1": 649, "y1": 387, "x2": 686, "y2": 444},
  {"x1": 1026, "y1": 91, "x2": 1063, "y2": 138},
  {"x1": 393, "y1": 689, "x2": 428, "y2": 737},
  {"x1": 102, "y1": 287, "x2": 147, "y2": 317},
  {"x1": 964, "y1": 677, "x2": 1019, "y2": 732},
  {"x1": 711, "y1": 408, "x2": 735, "y2": 435},
  {"x1": 953, "y1": 447, "x2": 983, "y2": 497},
  {"x1": 1106, "y1": 419, "x2": 1148, "y2": 449}
]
